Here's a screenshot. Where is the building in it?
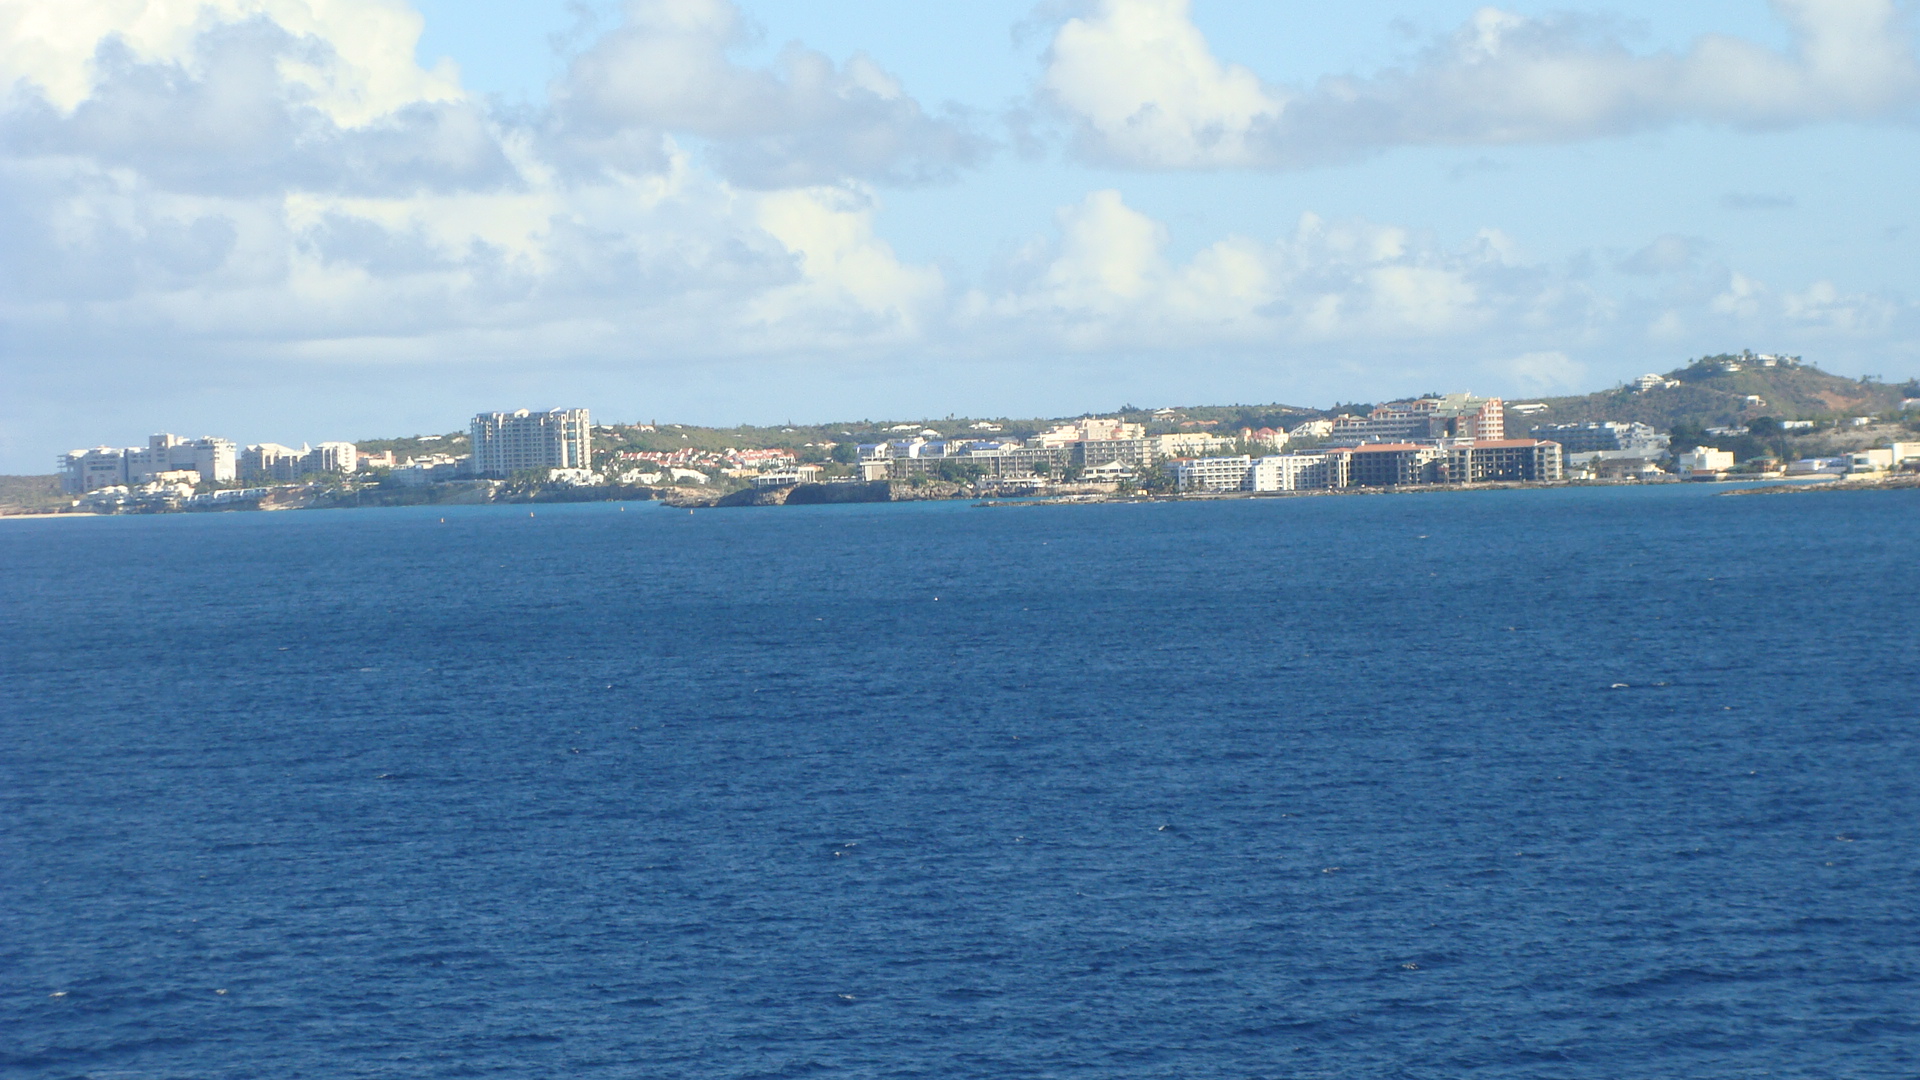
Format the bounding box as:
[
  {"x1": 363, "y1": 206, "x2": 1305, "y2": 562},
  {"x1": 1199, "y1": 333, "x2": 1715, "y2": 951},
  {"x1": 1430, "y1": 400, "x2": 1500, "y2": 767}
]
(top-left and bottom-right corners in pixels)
[
  {"x1": 1441, "y1": 440, "x2": 1563, "y2": 483},
  {"x1": 1248, "y1": 453, "x2": 1333, "y2": 492},
  {"x1": 1675, "y1": 447, "x2": 1735, "y2": 477},
  {"x1": 1847, "y1": 449, "x2": 1896, "y2": 473},
  {"x1": 1333, "y1": 444, "x2": 1447, "y2": 487},
  {"x1": 470, "y1": 408, "x2": 592, "y2": 477},
  {"x1": 1172, "y1": 455, "x2": 1253, "y2": 491},
  {"x1": 60, "y1": 447, "x2": 133, "y2": 493},
  {"x1": 1030, "y1": 417, "x2": 1147, "y2": 447},
  {"x1": 390, "y1": 455, "x2": 470, "y2": 486},
  {"x1": 1328, "y1": 394, "x2": 1503, "y2": 445},
  {"x1": 1530, "y1": 422, "x2": 1666, "y2": 456},
  {"x1": 1786, "y1": 457, "x2": 1849, "y2": 476},
  {"x1": 61, "y1": 434, "x2": 237, "y2": 493},
  {"x1": 240, "y1": 441, "x2": 358, "y2": 482},
  {"x1": 1152, "y1": 432, "x2": 1235, "y2": 458},
  {"x1": 752, "y1": 465, "x2": 825, "y2": 488},
  {"x1": 1076, "y1": 438, "x2": 1154, "y2": 469},
  {"x1": 1633, "y1": 373, "x2": 1680, "y2": 393},
  {"x1": 126, "y1": 434, "x2": 238, "y2": 484}
]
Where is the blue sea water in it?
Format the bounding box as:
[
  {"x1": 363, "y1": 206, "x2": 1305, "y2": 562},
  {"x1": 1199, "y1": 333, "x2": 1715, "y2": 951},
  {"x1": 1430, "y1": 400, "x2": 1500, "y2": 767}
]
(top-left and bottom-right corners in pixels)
[{"x1": 2, "y1": 486, "x2": 1917, "y2": 1079}]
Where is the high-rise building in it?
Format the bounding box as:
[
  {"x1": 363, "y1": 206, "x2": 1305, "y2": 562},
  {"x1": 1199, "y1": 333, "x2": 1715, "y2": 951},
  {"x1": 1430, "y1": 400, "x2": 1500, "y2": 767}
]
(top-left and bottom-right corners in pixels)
[
  {"x1": 62, "y1": 434, "x2": 236, "y2": 492},
  {"x1": 1328, "y1": 394, "x2": 1504, "y2": 445},
  {"x1": 470, "y1": 409, "x2": 592, "y2": 477},
  {"x1": 241, "y1": 441, "x2": 358, "y2": 481}
]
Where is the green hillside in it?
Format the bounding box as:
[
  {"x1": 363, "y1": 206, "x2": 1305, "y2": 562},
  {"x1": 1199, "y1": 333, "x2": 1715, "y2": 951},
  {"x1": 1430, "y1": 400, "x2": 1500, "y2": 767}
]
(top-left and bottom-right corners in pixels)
[
  {"x1": 1508, "y1": 354, "x2": 1910, "y2": 430},
  {"x1": 0, "y1": 474, "x2": 65, "y2": 512}
]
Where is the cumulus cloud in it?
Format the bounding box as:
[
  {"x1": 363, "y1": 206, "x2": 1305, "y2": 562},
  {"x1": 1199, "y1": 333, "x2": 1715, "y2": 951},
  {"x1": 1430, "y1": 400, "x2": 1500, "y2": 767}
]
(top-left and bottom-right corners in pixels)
[
  {"x1": 1039, "y1": 0, "x2": 1920, "y2": 169},
  {"x1": 975, "y1": 189, "x2": 1577, "y2": 348},
  {"x1": 549, "y1": 0, "x2": 989, "y2": 187}
]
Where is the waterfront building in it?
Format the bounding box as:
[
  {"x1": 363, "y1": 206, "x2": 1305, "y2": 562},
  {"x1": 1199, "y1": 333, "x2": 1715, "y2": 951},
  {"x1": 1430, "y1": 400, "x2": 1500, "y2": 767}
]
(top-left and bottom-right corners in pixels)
[
  {"x1": 1848, "y1": 449, "x2": 1896, "y2": 473},
  {"x1": 752, "y1": 466, "x2": 825, "y2": 488},
  {"x1": 1675, "y1": 447, "x2": 1735, "y2": 477},
  {"x1": 470, "y1": 408, "x2": 591, "y2": 477},
  {"x1": 127, "y1": 434, "x2": 237, "y2": 484},
  {"x1": 1076, "y1": 438, "x2": 1154, "y2": 469},
  {"x1": 1441, "y1": 440, "x2": 1564, "y2": 483},
  {"x1": 1173, "y1": 455, "x2": 1254, "y2": 491},
  {"x1": 1786, "y1": 457, "x2": 1850, "y2": 476},
  {"x1": 60, "y1": 447, "x2": 133, "y2": 493},
  {"x1": 61, "y1": 434, "x2": 237, "y2": 493},
  {"x1": 1248, "y1": 453, "x2": 1332, "y2": 492},
  {"x1": 1331, "y1": 444, "x2": 1447, "y2": 487}
]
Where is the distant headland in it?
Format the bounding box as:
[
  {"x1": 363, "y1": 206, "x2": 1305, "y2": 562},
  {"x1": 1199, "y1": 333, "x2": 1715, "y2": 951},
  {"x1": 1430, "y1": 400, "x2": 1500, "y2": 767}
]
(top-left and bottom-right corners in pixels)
[{"x1": 6, "y1": 353, "x2": 1918, "y2": 517}]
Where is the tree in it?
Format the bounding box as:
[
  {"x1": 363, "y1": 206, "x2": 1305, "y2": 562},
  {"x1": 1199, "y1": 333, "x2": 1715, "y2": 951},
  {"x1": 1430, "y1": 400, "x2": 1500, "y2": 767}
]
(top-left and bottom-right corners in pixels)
[{"x1": 831, "y1": 442, "x2": 858, "y2": 464}]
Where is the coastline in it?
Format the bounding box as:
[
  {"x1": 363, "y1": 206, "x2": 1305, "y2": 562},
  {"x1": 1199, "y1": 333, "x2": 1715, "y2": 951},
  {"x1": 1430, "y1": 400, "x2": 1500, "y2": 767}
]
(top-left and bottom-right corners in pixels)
[{"x1": 10, "y1": 473, "x2": 1915, "y2": 520}]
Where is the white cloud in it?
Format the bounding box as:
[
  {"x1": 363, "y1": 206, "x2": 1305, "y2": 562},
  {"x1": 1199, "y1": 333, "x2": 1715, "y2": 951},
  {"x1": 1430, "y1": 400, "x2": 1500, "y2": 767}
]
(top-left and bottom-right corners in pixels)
[
  {"x1": 981, "y1": 190, "x2": 1538, "y2": 347},
  {"x1": 1041, "y1": 0, "x2": 1285, "y2": 167},
  {"x1": 1039, "y1": 0, "x2": 1920, "y2": 169},
  {"x1": 1503, "y1": 350, "x2": 1590, "y2": 393},
  {"x1": 0, "y1": 0, "x2": 464, "y2": 124},
  {"x1": 550, "y1": 0, "x2": 989, "y2": 187}
]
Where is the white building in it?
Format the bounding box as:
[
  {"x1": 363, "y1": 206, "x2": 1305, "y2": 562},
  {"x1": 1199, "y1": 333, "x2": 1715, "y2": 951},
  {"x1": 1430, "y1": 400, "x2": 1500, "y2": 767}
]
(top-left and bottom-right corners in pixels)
[
  {"x1": 1248, "y1": 453, "x2": 1332, "y2": 492},
  {"x1": 1032, "y1": 417, "x2": 1147, "y2": 447},
  {"x1": 1173, "y1": 455, "x2": 1253, "y2": 491},
  {"x1": 1152, "y1": 432, "x2": 1235, "y2": 458},
  {"x1": 390, "y1": 454, "x2": 469, "y2": 486},
  {"x1": 752, "y1": 465, "x2": 825, "y2": 488},
  {"x1": 61, "y1": 434, "x2": 236, "y2": 493},
  {"x1": 241, "y1": 440, "x2": 358, "y2": 481},
  {"x1": 1787, "y1": 457, "x2": 1850, "y2": 476},
  {"x1": 470, "y1": 408, "x2": 592, "y2": 477},
  {"x1": 1848, "y1": 449, "x2": 1895, "y2": 473},
  {"x1": 1675, "y1": 447, "x2": 1735, "y2": 476}
]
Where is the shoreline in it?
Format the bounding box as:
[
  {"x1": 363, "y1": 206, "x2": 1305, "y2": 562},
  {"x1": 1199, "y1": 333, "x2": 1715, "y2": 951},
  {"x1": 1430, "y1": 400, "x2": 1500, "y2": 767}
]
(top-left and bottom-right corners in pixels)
[{"x1": 7, "y1": 474, "x2": 1912, "y2": 520}]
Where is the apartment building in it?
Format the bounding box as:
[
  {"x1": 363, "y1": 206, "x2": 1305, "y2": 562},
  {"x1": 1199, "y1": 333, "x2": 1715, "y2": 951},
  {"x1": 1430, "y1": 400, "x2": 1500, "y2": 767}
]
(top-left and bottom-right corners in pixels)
[
  {"x1": 1328, "y1": 394, "x2": 1504, "y2": 446},
  {"x1": 61, "y1": 434, "x2": 237, "y2": 493},
  {"x1": 240, "y1": 441, "x2": 357, "y2": 482},
  {"x1": 1248, "y1": 453, "x2": 1333, "y2": 492},
  {"x1": 1442, "y1": 440, "x2": 1564, "y2": 483},
  {"x1": 1173, "y1": 455, "x2": 1254, "y2": 491},
  {"x1": 470, "y1": 408, "x2": 592, "y2": 477}
]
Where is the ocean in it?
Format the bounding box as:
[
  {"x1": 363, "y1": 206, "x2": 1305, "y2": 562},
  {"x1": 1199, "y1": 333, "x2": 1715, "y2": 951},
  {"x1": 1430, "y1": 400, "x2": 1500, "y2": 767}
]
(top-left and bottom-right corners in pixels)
[{"x1": 3, "y1": 486, "x2": 1917, "y2": 1079}]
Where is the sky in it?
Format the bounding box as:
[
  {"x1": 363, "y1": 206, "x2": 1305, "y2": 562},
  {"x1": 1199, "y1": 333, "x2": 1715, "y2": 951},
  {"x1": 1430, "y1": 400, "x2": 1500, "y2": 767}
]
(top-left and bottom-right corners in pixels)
[{"x1": 3, "y1": 0, "x2": 1918, "y2": 469}]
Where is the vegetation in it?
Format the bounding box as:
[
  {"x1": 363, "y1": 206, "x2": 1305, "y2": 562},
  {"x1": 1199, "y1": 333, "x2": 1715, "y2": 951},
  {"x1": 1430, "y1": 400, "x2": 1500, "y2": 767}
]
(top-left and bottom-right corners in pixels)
[
  {"x1": 1507, "y1": 355, "x2": 1907, "y2": 431},
  {"x1": 0, "y1": 474, "x2": 64, "y2": 512}
]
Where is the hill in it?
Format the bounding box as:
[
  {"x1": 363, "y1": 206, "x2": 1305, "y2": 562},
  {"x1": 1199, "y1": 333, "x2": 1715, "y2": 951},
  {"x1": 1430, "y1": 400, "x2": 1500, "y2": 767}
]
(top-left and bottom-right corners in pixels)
[
  {"x1": 0, "y1": 474, "x2": 65, "y2": 513},
  {"x1": 1507, "y1": 354, "x2": 1910, "y2": 431}
]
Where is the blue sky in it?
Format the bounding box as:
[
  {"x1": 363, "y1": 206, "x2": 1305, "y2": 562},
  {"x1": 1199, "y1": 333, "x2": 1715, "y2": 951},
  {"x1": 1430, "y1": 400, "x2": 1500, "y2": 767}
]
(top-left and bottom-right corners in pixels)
[{"x1": 3, "y1": 0, "x2": 1917, "y2": 469}]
